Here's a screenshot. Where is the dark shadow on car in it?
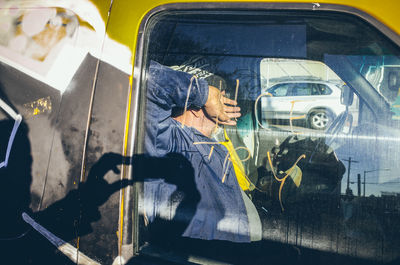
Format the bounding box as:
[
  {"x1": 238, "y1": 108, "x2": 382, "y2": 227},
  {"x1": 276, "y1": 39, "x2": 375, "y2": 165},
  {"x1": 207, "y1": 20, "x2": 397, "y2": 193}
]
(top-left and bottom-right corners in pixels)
[{"x1": 0, "y1": 103, "x2": 201, "y2": 264}]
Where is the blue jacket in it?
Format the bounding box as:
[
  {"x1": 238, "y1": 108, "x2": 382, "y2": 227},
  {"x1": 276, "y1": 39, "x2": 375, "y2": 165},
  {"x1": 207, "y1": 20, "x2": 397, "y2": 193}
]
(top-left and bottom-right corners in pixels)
[{"x1": 144, "y1": 61, "x2": 250, "y2": 242}]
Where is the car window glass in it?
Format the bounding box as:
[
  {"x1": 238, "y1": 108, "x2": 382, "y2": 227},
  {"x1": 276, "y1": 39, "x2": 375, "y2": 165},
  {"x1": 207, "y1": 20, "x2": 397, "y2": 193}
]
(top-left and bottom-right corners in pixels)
[
  {"x1": 311, "y1": 84, "x2": 320, "y2": 95},
  {"x1": 293, "y1": 83, "x2": 311, "y2": 96},
  {"x1": 317, "y1": 84, "x2": 332, "y2": 95},
  {"x1": 347, "y1": 55, "x2": 400, "y2": 104},
  {"x1": 137, "y1": 10, "x2": 400, "y2": 264},
  {"x1": 270, "y1": 83, "x2": 290, "y2": 96}
]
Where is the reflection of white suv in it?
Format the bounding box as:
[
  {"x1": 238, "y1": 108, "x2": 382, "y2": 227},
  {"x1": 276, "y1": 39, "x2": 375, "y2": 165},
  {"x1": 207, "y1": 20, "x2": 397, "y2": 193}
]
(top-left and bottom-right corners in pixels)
[{"x1": 261, "y1": 80, "x2": 346, "y2": 130}]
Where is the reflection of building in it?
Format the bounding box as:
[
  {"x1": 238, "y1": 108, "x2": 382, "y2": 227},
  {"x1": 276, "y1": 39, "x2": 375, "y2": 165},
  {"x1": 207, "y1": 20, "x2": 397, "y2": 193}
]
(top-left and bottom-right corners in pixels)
[{"x1": 260, "y1": 58, "x2": 342, "y2": 89}]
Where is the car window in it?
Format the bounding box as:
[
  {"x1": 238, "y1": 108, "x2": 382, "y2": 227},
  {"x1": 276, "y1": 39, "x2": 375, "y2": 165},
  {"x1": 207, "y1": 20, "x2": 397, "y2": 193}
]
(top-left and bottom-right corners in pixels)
[
  {"x1": 270, "y1": 83, "x2": 290, "y2": 96},
  {"x1": 136, "y1": 9, "x2": 400, "y2": 264},
  {"x1": 293, "y1": 83, "x2": 312, "y2": 96},
  {"x1": 315, "y1": 84, "x2": 332, "y2": 95}
]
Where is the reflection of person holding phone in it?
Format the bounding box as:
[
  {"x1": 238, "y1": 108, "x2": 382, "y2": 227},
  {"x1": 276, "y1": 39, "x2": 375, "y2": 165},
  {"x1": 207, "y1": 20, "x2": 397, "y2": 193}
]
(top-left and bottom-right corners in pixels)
[{"x1": 144, "y1": 60, "x2": 261, "y2": 242}]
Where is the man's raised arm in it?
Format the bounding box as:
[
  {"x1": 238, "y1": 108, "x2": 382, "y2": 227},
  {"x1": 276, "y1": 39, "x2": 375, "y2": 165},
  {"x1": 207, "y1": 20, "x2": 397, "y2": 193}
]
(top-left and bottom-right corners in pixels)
[{"x1": 147, "y1": 60, "x2": 209, "y2": 112}]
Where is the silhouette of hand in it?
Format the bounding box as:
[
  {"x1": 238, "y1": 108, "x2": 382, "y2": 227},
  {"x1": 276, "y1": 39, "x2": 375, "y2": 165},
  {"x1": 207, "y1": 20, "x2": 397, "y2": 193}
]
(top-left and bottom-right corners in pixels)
[{"x1": 80, "y1": 152, "x2": 132, "y2": 220}]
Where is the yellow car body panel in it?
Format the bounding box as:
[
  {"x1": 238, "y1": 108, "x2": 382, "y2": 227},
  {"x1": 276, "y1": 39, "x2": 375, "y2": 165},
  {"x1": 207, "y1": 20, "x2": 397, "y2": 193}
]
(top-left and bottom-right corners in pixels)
[
  {"x1": 101, "y1": 0, "x2": 400, "y2": 62},
  {"x1": 1, "y1": 0, "x2": 400, "y2": 264}
]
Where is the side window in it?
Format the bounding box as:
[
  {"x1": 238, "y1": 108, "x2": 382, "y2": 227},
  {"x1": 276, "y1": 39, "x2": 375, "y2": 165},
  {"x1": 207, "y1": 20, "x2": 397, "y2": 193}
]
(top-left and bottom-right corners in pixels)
[
  {"x1": 136, "y1": 8, "x2": 400, "y2": 264},
  {"x1": 316, "y1": 84, "x2": 332, "y2": 95},
  {"x1": 292, "y1": 83, "x2": 312, "y2": 96},
  {"x1": 270, "y1": 83, "x2": 290, "y2": 96}
]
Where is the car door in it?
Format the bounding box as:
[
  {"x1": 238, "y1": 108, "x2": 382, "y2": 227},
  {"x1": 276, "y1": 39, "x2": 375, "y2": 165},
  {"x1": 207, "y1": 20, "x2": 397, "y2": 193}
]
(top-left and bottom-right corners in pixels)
[
  {"x1": 128, "y1": 3, "x2": 400, "y2": 265},
  {"x1": 288, "y1": 82, "x2": 315, "y2": 117},
  {"x1": 0, "y1": 2, "x2": 132, "y2": 264}
]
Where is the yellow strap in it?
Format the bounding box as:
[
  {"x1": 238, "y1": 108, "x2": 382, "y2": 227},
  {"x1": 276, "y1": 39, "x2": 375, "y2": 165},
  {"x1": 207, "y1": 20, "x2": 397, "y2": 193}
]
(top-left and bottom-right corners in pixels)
[{"x1": 219, "y1": 129, "x2": 254, "y2": 191}]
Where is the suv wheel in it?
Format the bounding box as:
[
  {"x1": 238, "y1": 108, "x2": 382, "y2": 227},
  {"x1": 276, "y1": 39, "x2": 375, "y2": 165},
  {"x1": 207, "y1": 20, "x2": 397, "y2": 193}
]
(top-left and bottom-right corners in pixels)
[{"x1": 308, "y1": 109, "x2": 331, "y2": 130}]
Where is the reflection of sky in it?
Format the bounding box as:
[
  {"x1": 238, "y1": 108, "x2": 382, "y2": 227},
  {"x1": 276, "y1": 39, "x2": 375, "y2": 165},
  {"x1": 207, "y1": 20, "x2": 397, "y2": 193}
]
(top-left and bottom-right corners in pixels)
[{"x1": 337, "y1": 155, "x2": 400, "y2": 196}]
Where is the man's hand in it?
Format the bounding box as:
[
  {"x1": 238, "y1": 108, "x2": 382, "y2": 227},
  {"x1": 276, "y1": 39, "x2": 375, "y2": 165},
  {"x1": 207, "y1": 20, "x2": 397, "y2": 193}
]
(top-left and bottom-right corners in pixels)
[{"x1": 204, "y1": 86, "x2": 241, "y2": 125}]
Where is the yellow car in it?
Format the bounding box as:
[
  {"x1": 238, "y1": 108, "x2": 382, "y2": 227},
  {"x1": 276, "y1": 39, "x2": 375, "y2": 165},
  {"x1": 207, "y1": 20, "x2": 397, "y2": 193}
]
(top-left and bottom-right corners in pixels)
[{"x1": 1, "y1": 1, "x2": 400, "y2": 264}]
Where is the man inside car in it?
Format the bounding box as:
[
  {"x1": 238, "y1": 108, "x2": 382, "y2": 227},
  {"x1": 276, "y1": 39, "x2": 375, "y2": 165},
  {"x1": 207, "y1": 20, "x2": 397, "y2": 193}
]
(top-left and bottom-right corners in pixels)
[{"x1": 143, "y1": 60, "x2": 262, "y2": 242}]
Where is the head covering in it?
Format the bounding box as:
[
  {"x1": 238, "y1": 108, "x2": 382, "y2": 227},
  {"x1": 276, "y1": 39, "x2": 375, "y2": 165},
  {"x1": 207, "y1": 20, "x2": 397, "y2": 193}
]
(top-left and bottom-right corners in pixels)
[{"x1": 170, "y1": 56, "x2": 227, "y2": 91}]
